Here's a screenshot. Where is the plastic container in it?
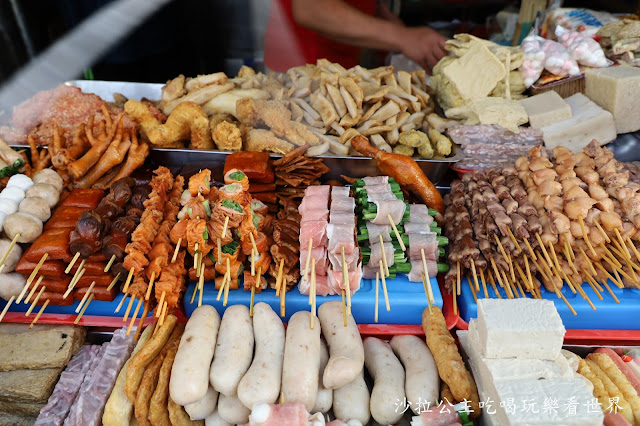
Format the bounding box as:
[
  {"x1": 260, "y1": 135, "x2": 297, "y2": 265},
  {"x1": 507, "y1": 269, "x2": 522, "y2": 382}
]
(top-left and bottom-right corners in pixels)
[{"x1": 184, "y1": 274, "x2": 442, "y2": 325}]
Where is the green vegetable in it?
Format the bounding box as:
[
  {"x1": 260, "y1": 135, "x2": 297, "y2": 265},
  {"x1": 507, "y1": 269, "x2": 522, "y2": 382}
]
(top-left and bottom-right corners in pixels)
[
  {"x1": 252, "y1": 213, "x2": 260, "y2": 228},
  {"x1": 203, "y1": 200, "x2": 212, "y2": 217},
  {"x1": 229, "y1": 171, "x2": 246, "y2": 181},
  {"x1": 0, "y1": 159, "x2": 24, "y2": 178},
  {"x1": 438, "y1": 236, "x2": 448, "y2": 246},
  {"x1": 221, "y1": 199, "x2": 243, "y2": 213},
  {"x1": 222, "y1": 240, "x2": 240, "y2": 254},
  {"x1": 203, "y1": 226, "x2": 209, "y2": 241},
  {"x1": 204, "y1": 177, "x2": 210, "y2": 189}
]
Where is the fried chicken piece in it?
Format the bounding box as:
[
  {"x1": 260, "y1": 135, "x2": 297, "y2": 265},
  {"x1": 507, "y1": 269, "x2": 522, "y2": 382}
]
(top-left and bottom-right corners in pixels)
[
  {"x1": 246, "y1": 129, "x2": 294, "y2": 155},
  {"x1": 161, "y1": 75, "x2": 186, "y2": 102},
  {"x1": 191, "y1": 115, "x2": 214, "y2": 150},
  {"x1": 212, "y1": 121, "x2": 243, "y2": 151},
  {"x1": 236, "y1": 98, "x2": 320, "y2": 146}
]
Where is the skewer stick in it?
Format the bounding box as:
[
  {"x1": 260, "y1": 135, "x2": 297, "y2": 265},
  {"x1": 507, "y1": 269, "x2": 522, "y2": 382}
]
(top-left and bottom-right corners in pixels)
[
  {"x1": 593, "y1": 219, "x2": 610, "y2": 243},
  {"x1": 76, "y1": 281, "x2": 95, "y2": 313},
  {"x1": 456, "y1": 261, "x2": 461, "y2": 296},
  {"x1": 586, "y1": 268, "x2": 604, "y2": 292},
  {"x1": 249, "y1": 232, "x2": 259, "y2": 262},
  {"x1": 115, "y1": 292, "x2": 129, "y2": 313},
  {"x1": 421, "y1": 251, "x2": 435, "y2": 305},
  {"x1": 601, "y1": 279, "x2": 620, "y2": 303},
  {"x1": 65, "y1": 252, "x2": 81, "y2": 274},
  {"x1": 30, "y1": 299, "x2": 50, "y2": 328},
  {"x1": 70, "y1": 259, "x2": 86, "y2": 281},
  {"x1": 24, "y1": 276, "x2": 44, "y2": 305},
  {"x1": 388, "y1": 214, "x2": 406, "y2": 251},
  {"x1": 506, "y1": 227, "x2": 522, "y2": 253},
  {"x1": 123, "y1": 292, "x2": 136, "y2": 322},
  {"x1": 379, "y1": 260, "x2": 390, "y2": 311},
  {"x1": 303, "y1": 238, "x2": 313, "y2": 281},
  {"x1": 63, "y1": 268, "x2": 85, "y2": 299},
  {"x1": 26, "y1": 285, "x2": 46, "y2": 316},
  {"x1": 194, "y1": 243, "x2": 200, "y2": 277},
  {"x1": 221, "y1": 216, "x2": 229, "y2": 239},
  {"x1": 216, "y1": 272, "x2": 226, "y2": 301},
  {"x1": 596, "y1": 262, "x2": 623, "y2": 289},
  {"x1": 198, "y1": 263, "x2": 206, "y2": 308},
  {"x1": 156, "y1": 291, "x2": 166, "y2": 317},
  {"x1": 145, "y1": 272, "x2": 156, "y2": 301},
  {"x1": 251, "y1": 248, "x2": 256, "y2": 276},
  {"x1": 171, "y1": 238, "x2": 182, "y2": 263},
  {"x1": 280, "y1": 271, "x2": 286, "y2": 318},
  {"x1": 127, "y1": 297, "x2": 144, "y2": 336},
  {"x1": 469, "y1": 258, "x2": 480, "y2": 292},
  {"x1": 614, "y1": 228, "x2": 629, "y2": 258},
  {"x1": 548, "y1": 241, "x2": 576, "y2": 293},
  {"x1": 627, "y1": 237, "x2": 640, "y2": 264},
  {"x1": 18, "y1": 253, "x2": 49, "y2": 303},
  {"x1": 601, "y1": 244, "x2": 623, "y2": 268},
  {"x1": 375, "y1": 272, "x2": 379, "y2": 323},
  {"x1": 159, "y1": 301, "x2": 168, "y2": 326},
  {"x1": 494, "y1": 234, "x2": 515, "y2": 282},
  {"x1": 584, "y1": 272, "x2": 604, "y2": 300},
  {"x1": 275, "y1": 259, "x2": 285, "y2": 297},
  {"x1": 342, "y1": 247, "x2": 351, "y2": 314},
  {"x1": 0, "y1": 234, "x2": 20, "y2": 270},
  {"x1": 514, "y1": 262, "x2": 532, "y2": 296},
  {"x1": 134, "y1": 301, "x2": 151, "y2": 341},
  {"x1": 123, "y1": 267, "x2": 135, "y2": 293},
  {"x1": 487, "y1": 270, "x2": 501, "y2": 299},
  {"x1": 479, "y1": 268, "x2": 489, "y2": 298},
  {"x1": 536, "y1": 233, "x2": 554, "y2": 269},
  {"x1": 0, "y1": 296, "x2": 15, "y2": 322},
  {"x1": 524, "y1": 255, "x2": 534, "y2": 293},
  {"x1": 523, "y1": 238, "x2": 537, "y2": 261},
  {"x1": 251, "y1": 267, "x2": 262, "y2": 316},
  {"x1": 107, "y1": 273, "x2": 121, "y2": 291},
  {"x1": 467, "y1": 276, "x2": 478, "y2": 303},
  {"x1": 104, "y1": 254, "x2": 116, "y2": 273},
  {"x1": 557, "y1": 290, "x2": 577, "y2": 315},
  {"x1": 563, "y1": 240, "x2": 578, "y2": 276},
  {"x1": 579, "y1": 246, "x2": 598, "y2": 277},
  {"x1": 310, "y1": 261, "x2": 316, "y2": 329},
  {"x1": 563, "y1": 233, "x2": 575, "y2": 261},
  {"x1": 422, "y1": 273, "x2": 433, "y2": 312},
  {"x1": 380, "y1": 235, "x2": 389, "y2": 277},
  {"x1": 490, "y1": 258, "x2": 507, "y2": 295},
  {"x1": 453, "y1": 271, "x2": 458, "y2": 314},
  {"x1": 612, "y1": 267, "x2": 625, "y2": 291},
  {"x1": 501, "y1": 269, "x2": 517, "y2": 298},
  {"x1": 578, "y1": 216, "x2": 597, "y2": 256},
  {"x1": 217, "y1": 238, "x2": 222, "y2": 264},
  {"x1": 601, "y1": 254, "x2": 635, "y2": 283},
  {"x1": 223, "y1": 258, "x2": 231, "y2": 306}
]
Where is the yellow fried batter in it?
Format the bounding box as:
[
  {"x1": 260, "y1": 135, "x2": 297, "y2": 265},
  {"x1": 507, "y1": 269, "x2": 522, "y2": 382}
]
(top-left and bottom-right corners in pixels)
[
  {"x1": 577, "y1": 358, "x2": 610, "y2": 408},
  {"x1": 586, "y1": 359, "x2": 634, "y2": 424},
  {"x1": 589, "y1": 353, "x2": 640, "y2": 423}
]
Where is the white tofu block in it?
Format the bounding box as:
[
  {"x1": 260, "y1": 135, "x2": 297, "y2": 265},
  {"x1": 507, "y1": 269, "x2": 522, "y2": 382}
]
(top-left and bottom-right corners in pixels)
[
  {"x1": 586, "y1": 65, "x2": 640, "y2": 133},
  {"x1": 540, "y1": 93, "x2": 616, "y2": 153},
  {"x1": 476, "y1": 299, "x2": 565, "y2": 360},
  {"x1": 520, "y1": 91, "x2": 572, "y2": 129}
]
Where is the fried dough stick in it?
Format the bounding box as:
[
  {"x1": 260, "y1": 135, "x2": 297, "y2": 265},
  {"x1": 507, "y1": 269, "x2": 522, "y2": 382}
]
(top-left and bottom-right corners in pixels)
[
  {"x1": 68, "y1": 114, "x2": 123, "y2": 180},
  {"x1": 74, "y1": 128, "x2": 132, "y2": 188},
  {"x1": 134, "y1": 351, "x2": 165, "y2": 426},
  {"x1": 148, "y1": 325, "x2": 183, "y2": 426}
]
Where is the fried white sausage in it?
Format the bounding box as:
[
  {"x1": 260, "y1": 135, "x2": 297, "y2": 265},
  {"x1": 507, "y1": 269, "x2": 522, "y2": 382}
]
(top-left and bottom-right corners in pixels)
[
  {"x1": 390, "y1": 335, "x2": 439, "y2": 414},
  {"x1": 282, "y1": 311, "x2": 321, "y2": 411},
  {"x1": 237, "y1": 302, "x2": 285, "y2": 408},
  {"x1": 333, "y1": 369, "x2": 370, "y2": 425},
  {"x1": 170, "y1": 305, "x2": 221, "y2": 405},
  {"x1": 364, "y1": 337, "x2": 406, "y2": 425},
  {"x1": 216, "y1": 394, "x2": 250, "y2": 425},
  {"x1": 210, "y1": 305, "x2": 254, "y2": 396},
  {"x1": 319, "y1": 301, "x2": 364, "y2": 389},
  {"x1": 185, "y1": 385, "x2": 219, "y2": 420},
  {"x1": 312, "y1": 338, "x2": 333, "y2": 413}
]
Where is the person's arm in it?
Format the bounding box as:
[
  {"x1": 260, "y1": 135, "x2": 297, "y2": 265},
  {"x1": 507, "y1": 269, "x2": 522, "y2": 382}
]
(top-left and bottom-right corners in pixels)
[{"x1": 291, "y1": 0, "x2": 448, "y2": 70}]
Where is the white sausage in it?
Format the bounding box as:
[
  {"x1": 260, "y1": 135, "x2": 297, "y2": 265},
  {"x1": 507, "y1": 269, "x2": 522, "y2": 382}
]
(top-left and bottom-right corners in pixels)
[
  {"x1": 0, "y1": 273, "x2": 25, "y2": 300},
  {"x1": 333, "y1": 369, "x2": 370, "y2": 425},
  {"x1": 210, "y1": 305, "x2": 254, "y2": 396},
  {"x1": 318, "y1": 301, "x2": 364, "y2": 389},
  {"x1": 216, "y1": 393, "x2": 250, "y2": 425},
  {"x1": 312, "y1": 338, "x2": 333, "y2": 413},
  {"x1": 282, "y1": 311, "x2": 321, "y2": 411},
  {"x1": 185, "y1": 385, "x2": 219, "y2": 420},
  {"x1": 170, "y1": 305, "x2": 221, "y2": 405},
  {"x1": 204, "y1": 409, "x2": 232, "y2": 426},
  {"x1": 237, "y1": 302, "x2": 285, "y2": 408},
  {"x1": 364, "y1": 337, "x2": 405, "y2": 425},
  {"x1": 390, "y1": 335, "x2": 439, "y2": 414}
]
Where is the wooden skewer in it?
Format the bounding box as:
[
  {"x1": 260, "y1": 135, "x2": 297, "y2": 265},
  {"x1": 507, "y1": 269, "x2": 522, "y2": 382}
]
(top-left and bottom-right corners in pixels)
[
  {"x1": 578, "y1": 246, "x2": 598, "y2": 277},
  {"x1": 467, "y1": 275, "x2": 478, "y2": 303},
  {"x1": 171, "y1": 238, "x2": 182, "y2": 263},
  {"x1": 70, "y1": 259, "x2": 86, "y2": 283},
  {"x1": 217, "y1": 238, "x2": 222, "y2": 264},
  {"x1": 303, "y1": 238, "x2": 313, "y2": 281},
  {"x1": 379, "y1": 260, "x2": 390, "y2": 311},
  {"x1": 456, "y1": 261, "x2": 461, "y2": 296},
  {"x1": 506, "y1": 227, "x2": 522, "y2": 253},
  {"x1": 159, "y1": 301, "x2": 168, "y2": 326},
  {"x1": 627, "y1": 237, "x2": 640, "y2": 264},
  {"x1": 0, "y1": 296, "x2": 15, "y2": 322},
  {"x1": 453, "y1": 268, "x2": 458, "y2": 314},
  {"x1": 107, "y1": 272, "x2": 121, "y2": 292},
  {"x1": 422, "y1": 273, "x2": 433, "y2": 312},
  {"x1": 514, "y1": 262, "x2": 533, "y2": 296},
  {"x1": 596, "y1": 262, "x2": 623, "y2": 289},
  {"x1": 275, "y1": 259, "x2": 285, "y2": 297},
  {"x1": 601, "y1": 244, "x2": 623, "y2": 269},
  {"x1": 583, "y1": 272, "x2": 604, "y2": 300},
  {"x1": 548, "y1": 241, "x2": 576, "y2": 293},
  {"x1": 63, "y1": 268, "x2": 86, "y2": 300},
  {"x1": 501, "y1": 268, "x2": 517, "y2": 298},
  {"x1": 494, "y1": 234, "x2": 515, "y2": 282},
  {"x1": 221, "y1": 216, "x2": 229, "y2": 239},
  {"x1": 251, "y1": 248, "x2": 256, "y2": 276},
  {"x1": 490, "y1": 257, "x2": 508, "y2": 296},
  {"x1": 30, "y1": 299, "x2": 50, "y2": 328},
  {"x1": 223, "y1": 258, "x2": 231, "y2": 306},
  {"x1": 134, "y1": 301, "x2": 151, "y2": 341},
  {"x1": 469, "y1": 258, "x2": 480, "y2": 292},
  {"x1": 26, "y1": 285, "x2": 46, "y2": 316},
  {"x1": 487, "y1": 270, "x2": 501, "y2": 299},
  {"x1": 563, "y1": 239, "x2": 578, "y2": 276},
  {"x1": 342, "y1": 247, "x2": 351, "y2": 314},
  {"x1": 216, "y1": 273, "x2": 226, "y2": 302},
  {"x1": 601, "y1": 279, "x2": 620, "y2": 303},
  {"x1": 614, "y1": 228, "x2": 629, "y2": 258},
  {"x1": 248, "y1": 232, "x2": 259, "y2": 260},
  {"x1": 523, "y1": 238, "x2": 537, "y2": 261},
  {"x1": 340, "y1": 289, "x2": 347, "y2": 326},
  {"x1": 76, "y1": 281, "x2": 95, "y2": 313},
  {"x1": 194, "y1": 243, "x2": 200, "y2": 277},
  {"x1": 127, "y1": 297, "x2": 144, "y2": 336},
  {"x1": 280, "y1": 270, "x2": 286, "y2": 318},
  {"x1": 115, "y1": 292, "x2": 129, "y2": 313},
  {"x1": 578, "y1": 216, "x2": 597, "y2": 257},
  {"x1": 198, "y1": 263, "x2": 206, "y2": 308},
  {"x1": 104, "y1": 254, "x2": 116, "y2": 273},
  {"x1": 123, "y1": 291, "x2": 136, "y2": 322},
  {"x1": 379, "y1": 234, "x2": 389, "y2": 277},
  {"x1": 156, "y1": 291, "x2": 166, "y2": 317},
  {"x1": 601, "y1": 254, "x2": 635, "y2": 284},
  {"x1": 535, "y1": 233, "x2": 554, "y2": 269},
  {"x1": 145, "y1": 272, "x2": 156, "y2": 301},
  {"x1": 593, "y1": 219, "x2": 610, "y2": 243},
  {"x1": 423, "y1": 253, "x2": 435, "y2": 305},
  {"x1": 24, "y1": 276, "x2": 44, "y2": 305},
  {"x1": 586, "y1": 268, "x2": 604, "y2": 292},
  {"x1": 479, "y1": 267, "x2": 489, "y2": 299},
  {"x1": 310, "y1": 261, "x2": 316, "y2": 329},
  {"x1": 65, "y1": 252, "x2": 81, "y2": 274},
  {"x1": 387, "y1": 214, "x2": 406, "y2": 251},
  {"x1": 17, "y1": 253, "x2": 49, "y2": 303},
  {"x1": 375, "y1": 272, "x2": 379, "y2": 323},
  {"x1": 612, "y1": 267, "x2": 625, "y2": 291},
  {"x1": 557, "y1": 289, "x2": 577, "y2": 315},
  {"x1": 0, "y1": 234, "x2": 20, "y2": 271},
  {"x1": 563, "y1": 233, "x2": 575, "y2": 260},
  {"x1": 123, "y1": 267, "x2": 135, "y2": 293},
  {"x1": 524, "y1": 255, "x2": 534, "y2": 294}
]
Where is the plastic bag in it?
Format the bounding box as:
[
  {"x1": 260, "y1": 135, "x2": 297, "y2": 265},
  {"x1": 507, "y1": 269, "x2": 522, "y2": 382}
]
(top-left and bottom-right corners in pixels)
[
  {"x1": 540, "y1": 39, "x2": 580, "y2": 77},
  {"x1": 520, "y1": 31, "x2": 545, "y2": 88},
  {"x1": 555, "y1": 25, "x2": 610, "y2": 67}
]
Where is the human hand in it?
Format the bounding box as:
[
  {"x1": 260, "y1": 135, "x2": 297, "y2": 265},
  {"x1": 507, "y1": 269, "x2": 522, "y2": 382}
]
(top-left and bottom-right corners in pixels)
[{"x1": 398, "y1": 26, "x2": 448, "y2": 72}]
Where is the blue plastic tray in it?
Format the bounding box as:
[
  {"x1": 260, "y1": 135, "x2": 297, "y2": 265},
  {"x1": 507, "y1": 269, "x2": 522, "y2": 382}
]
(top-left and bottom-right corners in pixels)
[
  {"x1": 457, "y1": 277, "x2": 640, "y2": 330},
  {"x1": 184, "y1": 274, "x2": 442, "y2": 324}
]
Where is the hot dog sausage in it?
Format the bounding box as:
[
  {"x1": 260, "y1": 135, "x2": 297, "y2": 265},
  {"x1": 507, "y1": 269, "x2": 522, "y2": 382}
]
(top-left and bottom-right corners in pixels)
[
  {"x1": 237, "y1": 302, "x2": 285, "y2": 408},
  {"x1": 217, "y1": 394, "x2": 250, "y2": 425},
  {"x1": 332, "y1": 369, "x2": 370, "y2": 425},
  {"x1": 38, "y1": 291, "x2": 75, "y2": 306},
  {"x1": 312, "y1": 338, "x2": 333, "y2": 414},
  {"x1": 210, "y1": 305, "x2": 254, "y2": 397},
  {"x1": 281, "y1": 311, "x2": 320, "y2": 411},
  {"x1": 170, "y1": 305, "x2": 221, "y2": 405},
  {"x1": 185, "y1": 385, "x2": 219, "y2": 420},
  {"x1": 74, "y1": 286, "x2": 117, "y2": 302},
  {"x1": 364, "y1": 337, "x2": 405, "y2": 425},
  {"x1": 390, "y1": 335, "x2": 439, "y2": 414},
  {"x1": 319, "y1": 301, "x2": 364, "y2": 389}
]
